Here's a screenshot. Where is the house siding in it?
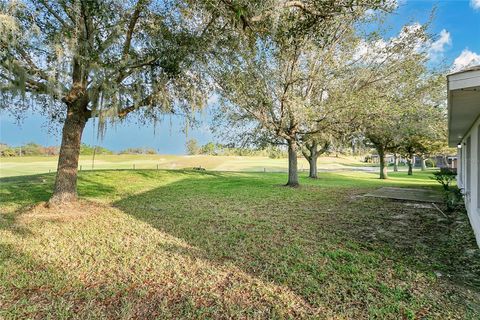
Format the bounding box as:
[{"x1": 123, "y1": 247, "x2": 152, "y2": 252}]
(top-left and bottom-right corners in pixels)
[{"x1": 459, "y1": 115, "x2": 480, "y2": 247}]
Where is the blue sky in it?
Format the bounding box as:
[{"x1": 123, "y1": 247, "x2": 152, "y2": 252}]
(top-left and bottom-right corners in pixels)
[{"x1": 1, "y1": 0, "x2": 479, "y2": 154}]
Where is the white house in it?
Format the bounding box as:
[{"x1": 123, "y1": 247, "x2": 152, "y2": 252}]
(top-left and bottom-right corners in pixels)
[{"x1": 447, "y1": 65, "x2": 480, "y2": 246}]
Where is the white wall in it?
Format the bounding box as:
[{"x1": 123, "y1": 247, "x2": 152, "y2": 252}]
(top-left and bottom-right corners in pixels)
[{"x1": 459, "y1": 115, "x2": 480, "y2": 247}]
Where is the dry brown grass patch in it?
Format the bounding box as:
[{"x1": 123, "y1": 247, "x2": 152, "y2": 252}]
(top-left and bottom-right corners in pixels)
[{"x1": 17, "y1": 199, "x2": 109, "y2": 224}]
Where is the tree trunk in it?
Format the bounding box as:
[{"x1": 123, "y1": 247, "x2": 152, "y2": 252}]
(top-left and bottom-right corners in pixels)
[
  {"x1": 407, "y1": 154, "x2": 413, "y2": 176},
  {"x1": 393, "y1": 153, "x2": 399, "y2": 172},
  {"x1": 308, "y1": 156, "x2": 318, "y2": 179},
  {"x1": 287, "y1": 140, "x2": 299, "y2": 187},
  {"x1": 421, "y1": 158, "x2": 426, "y2": 171},
  {"x1": 49, "y1": 104, "x2": 88, "y2": 205},
  {"x1": 378, "y1": 148, "x2": 388, "y2": 179},
  {"x1": 308, "y1": 141, "x2": 318, "y2": 179}
]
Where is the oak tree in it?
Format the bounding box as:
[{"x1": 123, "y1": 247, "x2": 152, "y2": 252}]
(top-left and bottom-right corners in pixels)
[
  {"x1": 210, "y1": 1, "x2": 389, "y2": 186},
  {"x1": 0, "y1": 0, "x2": 216, "y2": 204}
]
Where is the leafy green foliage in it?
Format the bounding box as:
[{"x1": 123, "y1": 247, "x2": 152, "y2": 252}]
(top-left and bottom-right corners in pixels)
[
  {"x1": 444, "y1": 187, "x2": 464, "y2": 213},
  {"x1": 119, "y1": 147, "x2": 157, "y2": 155},
  {"x1": 0, "y1": 142, "x2": 59, "y2": 156},
  {"x1": 432, "y1": 168, "x2": 457, "y2": 191},
  {"x1": 0, "y1": 142, "x2": 115, "y2": 157},
  {"x1": 185, "y1": 139, "x2": 288, "y2": 157},
  {"x1": 79, "y1": 144, "x2": 114, "y2": 155},
  {"x1": 0, "y1": 0, "x2": 215, "y2": 127},
  {"x1": 0, "y1": 143, "x2": 17, "y2": 157},
  {"x1": 425, "y1": 159, "x2": 436, "y2": 167},
  {"x1": 199, "y1": 142, "x2": 216, "y2": 155},
  {"x1": 185, "y1": 139, "x2": 200, "y2": 155},
  {"x1": 431, "y1": 168, "x2": 464, "y2": 212},
  {"x1": 357, "y1": 32, "x2": 447, "y2": 178}
]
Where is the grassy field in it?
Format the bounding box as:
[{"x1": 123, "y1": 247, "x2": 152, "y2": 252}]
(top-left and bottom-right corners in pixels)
[
  {"x1": 0, "y1": 154, "x2": 377, "y2": 177},
  {"x1": 1, "y1": 169, "x2": 479, "y2": 319}
]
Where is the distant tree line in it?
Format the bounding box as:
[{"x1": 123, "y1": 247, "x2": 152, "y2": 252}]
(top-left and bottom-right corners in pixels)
[
  {"x1": 79, "y1": 144, "x2": 114, "y2": 156},
  {"x1": 186, "y1": 139, "x2": 288, "y2": 159},
  {"x1": 185, "y1": 138, "x2": 374, "y2": 160},
  {"x1": 0, "y1": 142, "x2": 59, "y2": 157},
  {"x1": 0, "y1": 143, "x2": 158, "y2": 157},
  {"x1": 118, "y1": 148, "x2": 157, "y2": 155}
]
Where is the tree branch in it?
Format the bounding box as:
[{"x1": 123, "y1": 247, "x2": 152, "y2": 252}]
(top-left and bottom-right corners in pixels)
[
  {"x1": 38, "y1": 0, "x2": 70, "y2": 29},
  {"x1": 16, "y1": 47, "x2": 50, "y2": 82},
  {"x1": 117, "y1": 94, "x2": 154, "y2": 118},
  {"x1": 122, "y1": 0, "x2": 147, "y2": 58}
]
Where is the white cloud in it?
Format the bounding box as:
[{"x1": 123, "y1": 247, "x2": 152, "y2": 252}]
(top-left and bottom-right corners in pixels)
[
  {"x1": 427, "y1": 29, "x2": 451, "y2": 61},
  {"x1": 387, "y1": 0, "x2": 407, "y2": 9},
  {"x1": 353, "y1": 39, "x2": 387, "y2": 62},
  {"x1": 364, "y1": 0, "x2": 405, "y2": 17},
  {"x1": 429, "y1": 29, "x2": 451, "y2": 53},
  {"x1": 353, "y1": 22, "x2": 425, "y2": 63},
  {"x1": 452, "y1": 49, "x2": 480, "y2": 72},
  {"x1": 471, "y1": 0, "x2": 480, "y2": 10},
  {"x1": 353, "y1": 24, "x2": 453, "y2": 64}
]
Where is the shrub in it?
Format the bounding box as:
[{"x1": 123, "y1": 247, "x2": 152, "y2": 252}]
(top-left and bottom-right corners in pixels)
[
  {"x1": 432, "y1": 168, "x2": 456, "y2": 191},
  {"x1": 144, "y1": 148, "x2": 157, "y2": 154},
  {"x1": 445, "y1": 186, "x2": 464, "y2": 213},
  {"x1": 1, "y1": 147, "x2": 17, "y2": 157},
  {"x1": 22, "y1": 142, "x2": 44, "y2": 156},
  {"x1": 425, "y1": 159, "x2": 435, "y2": 167},
  {"x1": 431, "y1": 168, "x2": 463, "y2": 213},
  {"x1": 200, "y1": 142, "x2": 217, "y2": 155}
]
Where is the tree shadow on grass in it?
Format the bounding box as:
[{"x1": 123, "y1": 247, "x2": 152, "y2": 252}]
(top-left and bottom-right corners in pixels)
[
  {"x1": 346, "y1": 197, "x2": 480, "y2": 288},
  {"x1": 0, "y1": 241, "x2": 179, "y2": 319},
  {"x1": 113, "y1": 171, "x2": 480, "y2": 317},
  {"x1": 0, "y1": 173, "x2": 54, "y2": 206},
  {"x1": 0, "y1": 242, "x2": 75, "y2": 318},
  {"x1": 0, "y1": 172, "x2": 117, "y2": 211},
  {"x1": 0, "y1": 182, "x2": 319, "y2": 318},
  {"x1": 1, "y1": 169, "x2": 478, "y2": 318},
  {"x1": 0, "y1": 172, "x2": 116, "y2": 237}
]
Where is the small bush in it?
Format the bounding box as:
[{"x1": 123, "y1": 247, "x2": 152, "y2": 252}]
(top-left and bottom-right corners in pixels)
[
  {"x1": 431, "y1": 168, "x2": 464, "y2": 212},
  {"x1": 1, "y1": 147, "x2": 17, "y2": 157},
  {"x1": 445, "y1": 186, "x2": 464, "y2": 212},
  {"x1": 432, "y1": 168, "x2": 456, "y2": 191},
  {"x1": 425, "y1": 159, "x2": 435, "y2": 167}
]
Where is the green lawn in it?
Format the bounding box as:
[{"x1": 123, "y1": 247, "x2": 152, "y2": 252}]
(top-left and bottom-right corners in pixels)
[
  {"x1": 0, "y1": 154, "x2": 378, "y2": 177},
  {"x1": 1, "y1": 170, "x2": 479, "y2": 319}
]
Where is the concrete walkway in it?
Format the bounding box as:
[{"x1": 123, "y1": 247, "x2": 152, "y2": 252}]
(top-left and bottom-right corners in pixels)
[{"x1": 365, "y1": 187, "x2": 444, "y2": 203}]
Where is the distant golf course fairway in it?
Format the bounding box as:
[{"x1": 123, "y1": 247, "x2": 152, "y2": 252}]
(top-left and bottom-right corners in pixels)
[
  {"x1": 1, "y1": 168, "x2": 479, "y2": 319},
  {"x1": 0, "y1": 154, "x2": 377, "y2": 178}
]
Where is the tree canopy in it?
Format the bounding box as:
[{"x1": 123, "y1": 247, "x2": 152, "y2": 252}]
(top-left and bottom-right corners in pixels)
[
  {"x1": 0, "y1": 0, "x2": 449, "y2": 200},
  {"x1": 0, "y1": 0, "x2": 222, "y2": 203}
]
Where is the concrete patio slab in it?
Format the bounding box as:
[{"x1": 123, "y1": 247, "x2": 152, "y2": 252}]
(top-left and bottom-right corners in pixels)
[{"x1": 364, "y1": 187, "x2": 444, "y2": 203}]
